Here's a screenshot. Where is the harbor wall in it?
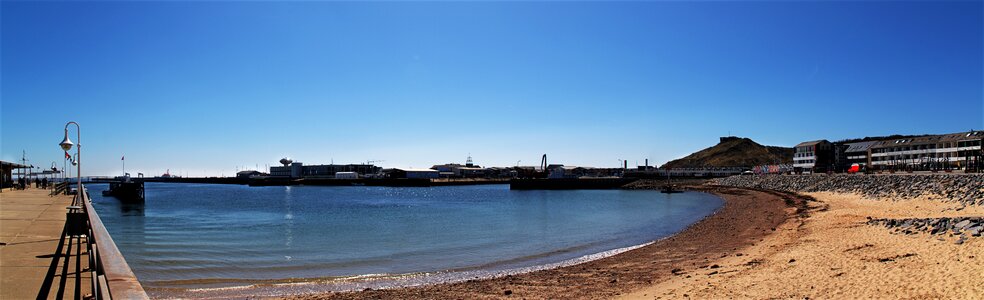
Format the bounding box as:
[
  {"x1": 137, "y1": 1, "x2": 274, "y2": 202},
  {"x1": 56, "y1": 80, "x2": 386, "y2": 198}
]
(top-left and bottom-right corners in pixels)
[{"x1": 509, "y1": 178, "x2": 638, "y2": 190}]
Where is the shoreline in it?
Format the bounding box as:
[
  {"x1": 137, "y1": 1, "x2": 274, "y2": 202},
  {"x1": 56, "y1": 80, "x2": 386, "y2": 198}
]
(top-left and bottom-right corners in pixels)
[
  {"x1": 277, "y1": 185, "x2": 804, "y2": 299},
  {"x1": 148, "y1": 240, "x2": 660, "y2": 298}
]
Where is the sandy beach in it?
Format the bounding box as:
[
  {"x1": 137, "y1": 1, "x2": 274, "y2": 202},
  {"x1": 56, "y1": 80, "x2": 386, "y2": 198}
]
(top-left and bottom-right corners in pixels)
[
  {"x1": 620, "y1": 192, "x2": 984, "y2": 299},
  {"x1": 286, "y1": 186, "x2": 805, "y2": 299}
]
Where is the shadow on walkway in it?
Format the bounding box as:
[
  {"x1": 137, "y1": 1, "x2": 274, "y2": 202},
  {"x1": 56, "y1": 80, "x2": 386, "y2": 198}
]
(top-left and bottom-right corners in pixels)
[{"x1": 36, "y1": 218, "x2": 92, "y2": 300}]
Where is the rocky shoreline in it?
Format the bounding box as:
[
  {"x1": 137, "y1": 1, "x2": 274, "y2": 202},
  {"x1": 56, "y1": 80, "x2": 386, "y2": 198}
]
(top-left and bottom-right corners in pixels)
[
  {"x1": 867, "y1": 217, "x2": 983, "y2": 243},
  {"x1": 714, "y1": 174, "x2": 984, "y2": 206},
  {"x1": 620, "y1": 178, "x2": 709, "y2": 190}
]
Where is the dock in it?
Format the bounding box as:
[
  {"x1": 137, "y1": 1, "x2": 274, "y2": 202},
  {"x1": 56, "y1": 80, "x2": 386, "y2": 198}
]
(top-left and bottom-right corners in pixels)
[{"x1": 0, "y1": 185, "x2": 148, "y2": 299}]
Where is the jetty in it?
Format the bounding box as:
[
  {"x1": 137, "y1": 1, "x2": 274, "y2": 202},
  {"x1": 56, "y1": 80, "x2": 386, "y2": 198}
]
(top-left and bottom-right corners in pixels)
[
  {"x1": 0, "y1": 185, "x2": 147, "y2": 299},
  {"x1": 509, "y1": 178, "x2": 638, "y2": 190}
]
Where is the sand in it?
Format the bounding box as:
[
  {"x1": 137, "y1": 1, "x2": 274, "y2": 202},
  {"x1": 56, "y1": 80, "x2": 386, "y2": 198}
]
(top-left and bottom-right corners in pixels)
[
  {"x1": 620, "y1": 192, "x2": 984, "y2": 299},
  {"x1": 285, "y1": 187, "x2": 802, "y2": 300}
]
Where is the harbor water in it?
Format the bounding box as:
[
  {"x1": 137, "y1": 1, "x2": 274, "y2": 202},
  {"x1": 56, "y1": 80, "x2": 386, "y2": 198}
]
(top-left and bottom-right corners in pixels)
[{"x1": 88, "y1": 183, "x2": 722, "y2": 294}]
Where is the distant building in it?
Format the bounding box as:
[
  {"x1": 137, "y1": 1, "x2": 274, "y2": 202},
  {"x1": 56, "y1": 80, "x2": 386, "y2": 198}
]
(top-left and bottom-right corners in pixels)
[
  {"x1": 270, "y1": 162, "x2": 303, "y2": 177},
  {"x1": 302, "y1": 164, "x2": 380, "y2": 177},
  {"x1": 270, "y1": 161, "x2": 381, "y2": 178},
  {"x1": 793, "y1": 140, "x2": 834, "y2": 174},
  {"x1": 752, "y1": 164, "x2": 793, "y2": 174},
  {"x1": 545, "y1": 165, "x2": 598, "y2": 179},
  {"x1": 588, "y1": 167, "x2": 626, "y2": 178},
  {"x1": 383, "y1": 168, "x2": 439, "y2": 179},
  {"x1": 484, "y1": 167, "x2": 517, "y2": 178},
  {"x1": 235, "y1": 170, "x2": 263, "y2": 179},
  {"x1": 869, "y1": 131, "x2": 983, "y2": 172},
  {"x1": 795, "y1": 130, "x2": 983, "y2": 173},
  {"x1": 430, "y1": 164, "x2": 487, "y2": 178},
  {"x1": 834, "y1": 141, "x2": 879, "y2": 172},
  {"x1": 431, "y1": 156, "x2": 486, "y2": 178}
]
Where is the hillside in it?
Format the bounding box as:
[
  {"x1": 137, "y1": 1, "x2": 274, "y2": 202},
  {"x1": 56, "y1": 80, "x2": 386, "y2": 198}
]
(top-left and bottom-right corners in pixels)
[{"x1": 661, "y1": 137, "x2": 793, "y2": 169}]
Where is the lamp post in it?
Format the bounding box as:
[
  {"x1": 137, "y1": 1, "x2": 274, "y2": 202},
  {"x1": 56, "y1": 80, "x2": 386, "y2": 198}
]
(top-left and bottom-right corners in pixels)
[
  {"x1": 60, "y1": 122, "x2": 81, "y2": 197},
  {"x1": 50, "y1": 162, "x2": 58, "y2": 188}
]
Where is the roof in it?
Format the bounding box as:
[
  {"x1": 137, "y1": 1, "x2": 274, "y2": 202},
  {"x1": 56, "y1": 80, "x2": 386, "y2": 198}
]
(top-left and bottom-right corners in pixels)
[
  {"x1": 871, "y1": 130, "x2": 983, "y2": 148},
  {"x1": 795, "y1": 140, "x2": 829, "y2": 147},
  {"x1": 938, "y1": 130, "x2": 983, "y2": 142},
  {"x1": 844, "y1": 141, "x2": 879, "y2": 153},
  {"x1": 0, "y1": 160, "x2": 30, "y2": 168}
]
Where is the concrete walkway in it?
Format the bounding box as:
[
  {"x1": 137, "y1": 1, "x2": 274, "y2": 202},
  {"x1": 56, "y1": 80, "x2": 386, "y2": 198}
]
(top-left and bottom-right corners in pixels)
[{"x1": 1, "y1": 188, "x2": 91, "y2": 299}]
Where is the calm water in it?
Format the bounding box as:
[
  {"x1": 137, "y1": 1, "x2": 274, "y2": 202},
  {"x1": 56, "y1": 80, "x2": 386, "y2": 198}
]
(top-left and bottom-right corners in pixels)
[{"x1": 89, "y1": 183, "x2": 722, "y2": 291}]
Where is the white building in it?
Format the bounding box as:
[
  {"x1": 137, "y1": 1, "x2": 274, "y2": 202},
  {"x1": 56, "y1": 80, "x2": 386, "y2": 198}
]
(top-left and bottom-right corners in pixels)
[
  {"x1": 793, "y1": 140, "x2": 834, "y2": 173},
  {"x1": 870, "y1": 131, "x2": 983, "y2": 171}
]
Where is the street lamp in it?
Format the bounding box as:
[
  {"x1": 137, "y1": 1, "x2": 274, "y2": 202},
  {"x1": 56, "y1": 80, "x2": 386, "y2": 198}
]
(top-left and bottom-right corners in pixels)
[
  {"x1": 60, "y1": 122, "x2": 81, "y2": 197},
  {"x1": 50, "y1": 162, "x2": 58, "y2": 187}
]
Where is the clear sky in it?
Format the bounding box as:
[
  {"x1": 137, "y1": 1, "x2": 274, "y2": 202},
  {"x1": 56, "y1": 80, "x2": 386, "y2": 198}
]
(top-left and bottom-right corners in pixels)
[{"x1": 2, "y1": 1, "x2": 982, "y2": 177}]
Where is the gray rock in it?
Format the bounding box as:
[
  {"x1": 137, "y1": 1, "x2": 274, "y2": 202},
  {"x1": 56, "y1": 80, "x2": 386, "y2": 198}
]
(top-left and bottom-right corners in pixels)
[
  {"x1": 955, "y1": 220, "x2": 972, "y2": 229},
  {"x1": 968, "y1": 226, "x2": 982, "y2": 237}
]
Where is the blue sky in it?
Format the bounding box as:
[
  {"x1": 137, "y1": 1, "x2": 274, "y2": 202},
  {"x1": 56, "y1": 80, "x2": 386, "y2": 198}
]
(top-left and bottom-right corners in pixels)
[{"x1": 2, "y1": 1, "x2": 982, "y2": 176}]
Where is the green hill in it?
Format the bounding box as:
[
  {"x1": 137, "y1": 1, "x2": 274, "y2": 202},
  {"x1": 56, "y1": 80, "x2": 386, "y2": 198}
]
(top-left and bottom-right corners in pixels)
[{"x1": 661, "y1": 137, "x2": 793, "y2": 169}]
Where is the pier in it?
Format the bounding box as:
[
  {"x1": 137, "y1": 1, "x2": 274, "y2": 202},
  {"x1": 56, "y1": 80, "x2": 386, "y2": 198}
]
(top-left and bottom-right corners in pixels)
[{"x1": 0, "y1": 185, "x2": 147, "y2": 299}]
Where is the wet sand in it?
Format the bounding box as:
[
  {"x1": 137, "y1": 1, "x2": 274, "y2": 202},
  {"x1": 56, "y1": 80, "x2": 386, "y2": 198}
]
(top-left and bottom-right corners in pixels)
[
  {"x1": 286, "y1": 186, "x2": 803, "y2": 299},
  {"x1": 620, "y1": 192, "x2": 984, "y2": 299}
]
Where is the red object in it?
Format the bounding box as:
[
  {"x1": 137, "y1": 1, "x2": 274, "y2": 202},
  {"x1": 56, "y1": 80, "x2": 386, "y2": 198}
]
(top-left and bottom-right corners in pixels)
[
  {"x1": 65, "y1": 152, "x2": 71, "y2": 159},
  {"x1": 848, "y1": 164, "x2": 860, "y2": 173}
]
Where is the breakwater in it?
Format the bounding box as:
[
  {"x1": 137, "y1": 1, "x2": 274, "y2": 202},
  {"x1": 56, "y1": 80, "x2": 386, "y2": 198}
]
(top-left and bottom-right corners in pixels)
[
  {"x1": 253, "y1": 178, "x2": 508, "y2": 187},
  {"x1": 138, "y1": 177, "x2": 507, "y2": 187},
  {"x1": 868, "y1": 217, "x2": 983, "y2": 243},
  {"x1": 142, "y1": 177, "x2": 247, "y2": 184},
  {"x1": 509, "y1": 178, "x2": 638, "y2": 190},
  {"x1": 621, "y1": 179, "x2": 710, "y2": 190},
  {"x1": 714, "y1": 174, "x2": 984, "y2": 206}
]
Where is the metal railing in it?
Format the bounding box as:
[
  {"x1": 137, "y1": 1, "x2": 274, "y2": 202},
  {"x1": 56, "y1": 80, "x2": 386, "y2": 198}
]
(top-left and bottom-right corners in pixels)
[{"x1": 77, "y1": 184, "x2": 149, "y2": 299}]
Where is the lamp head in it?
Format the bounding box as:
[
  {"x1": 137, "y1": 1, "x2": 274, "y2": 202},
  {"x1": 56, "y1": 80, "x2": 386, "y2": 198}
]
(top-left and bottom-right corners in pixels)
[{"x1": 59, "y1": 130, "x2": 74, "y2": 151}]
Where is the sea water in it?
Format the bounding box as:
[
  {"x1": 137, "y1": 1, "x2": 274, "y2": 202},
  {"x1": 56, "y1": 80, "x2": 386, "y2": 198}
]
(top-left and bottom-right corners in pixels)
[{"x1": 89, "y1": 183, "x2": 722, "y2": 294}]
